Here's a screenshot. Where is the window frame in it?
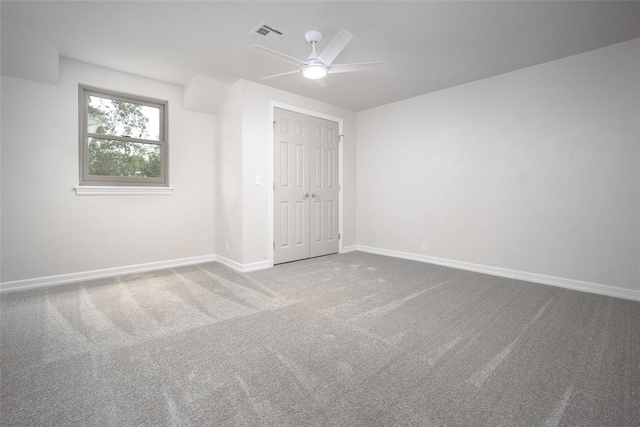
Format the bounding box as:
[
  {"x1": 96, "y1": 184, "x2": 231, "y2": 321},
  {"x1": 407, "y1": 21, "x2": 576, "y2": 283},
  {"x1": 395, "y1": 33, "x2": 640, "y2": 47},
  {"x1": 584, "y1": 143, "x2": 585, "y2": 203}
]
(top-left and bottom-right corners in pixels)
[{"x1": 78, "y1": 85, "x2": 169, "y2": 187}]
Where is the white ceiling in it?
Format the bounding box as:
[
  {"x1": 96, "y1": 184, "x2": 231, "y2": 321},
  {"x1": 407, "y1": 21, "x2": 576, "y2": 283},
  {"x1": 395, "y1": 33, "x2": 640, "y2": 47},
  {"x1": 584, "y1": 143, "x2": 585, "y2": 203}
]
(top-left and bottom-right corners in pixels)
[{"x1": 2, "y1": 1, "x2": 639, "y2": 111}]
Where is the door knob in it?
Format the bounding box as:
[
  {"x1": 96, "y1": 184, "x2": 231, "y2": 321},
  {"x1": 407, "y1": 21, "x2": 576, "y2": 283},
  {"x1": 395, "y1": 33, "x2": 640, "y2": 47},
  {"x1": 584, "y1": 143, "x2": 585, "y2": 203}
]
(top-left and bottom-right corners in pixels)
[
  {"x1": 302, "y1": 193, "x2": 309, "y2": 200},
  {"x1": 311, "y1": 193, "x2": 321, "y2": 199}
]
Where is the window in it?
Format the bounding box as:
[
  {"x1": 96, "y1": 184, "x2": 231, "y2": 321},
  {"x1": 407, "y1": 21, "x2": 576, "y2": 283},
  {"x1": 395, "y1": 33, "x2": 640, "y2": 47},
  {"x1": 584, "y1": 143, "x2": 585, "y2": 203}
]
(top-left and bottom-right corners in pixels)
[{"x1": 79, "y1": 85, "x2": 168, "y2": 187}]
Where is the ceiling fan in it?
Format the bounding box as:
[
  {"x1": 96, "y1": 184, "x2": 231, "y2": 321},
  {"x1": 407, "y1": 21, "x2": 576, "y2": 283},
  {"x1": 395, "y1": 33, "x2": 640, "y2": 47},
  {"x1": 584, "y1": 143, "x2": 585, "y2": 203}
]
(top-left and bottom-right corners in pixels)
[{"x1": 251, "y1": 29, "x2": 381, "y2": 87}]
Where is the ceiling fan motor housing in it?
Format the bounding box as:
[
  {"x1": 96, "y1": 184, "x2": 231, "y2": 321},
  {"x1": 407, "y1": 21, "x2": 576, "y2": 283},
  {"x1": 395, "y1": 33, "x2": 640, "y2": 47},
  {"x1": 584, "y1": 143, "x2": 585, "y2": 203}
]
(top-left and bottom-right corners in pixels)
[{"x1": 304, "y1": 30, "x2": 323, "y2": 44}]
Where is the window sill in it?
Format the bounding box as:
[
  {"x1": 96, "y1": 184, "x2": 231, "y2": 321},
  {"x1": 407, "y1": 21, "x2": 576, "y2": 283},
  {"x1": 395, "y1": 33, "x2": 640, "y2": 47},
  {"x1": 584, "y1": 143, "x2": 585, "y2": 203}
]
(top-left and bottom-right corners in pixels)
[{"x1": 75, "y1": 186, "x2": 173, "y2": 196}]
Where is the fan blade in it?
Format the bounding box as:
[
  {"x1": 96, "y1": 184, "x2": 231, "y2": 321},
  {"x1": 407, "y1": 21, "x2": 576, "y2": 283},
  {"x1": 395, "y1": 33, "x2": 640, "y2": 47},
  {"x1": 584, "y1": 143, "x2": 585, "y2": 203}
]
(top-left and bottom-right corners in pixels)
[
  {"x1": 260, "y1": 70, "x2": 300, "y2": 80},
  {"x1": 317, "y1": 29, "x2": 353, "y2": 66},
  {"x1": 327, "y1": 62, "x2": 381, "y2": 74},
  {"x1": 250, "y1": 45, "x2": 306, "y2": 67},
  {"x1": 315, "y1": 77, "x2": 330, "y2": 88}
]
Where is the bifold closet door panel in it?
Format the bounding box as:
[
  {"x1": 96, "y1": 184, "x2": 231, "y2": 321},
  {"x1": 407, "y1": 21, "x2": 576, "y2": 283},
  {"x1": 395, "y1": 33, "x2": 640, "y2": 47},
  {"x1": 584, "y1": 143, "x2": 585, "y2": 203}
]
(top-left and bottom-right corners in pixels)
[
  {"x1": 309, "y1": 116, "x2": 340, "y2": 258},
  {"x1": 273, "y1": 108, "x2": 310, "y2": 264}
]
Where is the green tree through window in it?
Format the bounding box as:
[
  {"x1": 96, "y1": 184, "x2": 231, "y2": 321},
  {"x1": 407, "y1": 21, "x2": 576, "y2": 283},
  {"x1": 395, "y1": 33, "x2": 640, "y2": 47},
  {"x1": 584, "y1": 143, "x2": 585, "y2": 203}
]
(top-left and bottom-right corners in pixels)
[{"x1": 88, "y1": 98, "x2": 160, "y2": 178}]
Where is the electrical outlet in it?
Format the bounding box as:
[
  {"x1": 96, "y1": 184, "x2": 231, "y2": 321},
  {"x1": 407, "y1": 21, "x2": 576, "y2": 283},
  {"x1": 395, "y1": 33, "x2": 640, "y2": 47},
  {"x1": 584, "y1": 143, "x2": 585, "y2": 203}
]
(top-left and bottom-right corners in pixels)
[
  {"x1": 255, "y1": 175, "x2": 261, "y2": 185},
  {"x1": 421, "y1": 242, "x2": 428, "y2": 251},
  {"x1": 225, "y1": 241, "x2": 230, "y2": 252}
]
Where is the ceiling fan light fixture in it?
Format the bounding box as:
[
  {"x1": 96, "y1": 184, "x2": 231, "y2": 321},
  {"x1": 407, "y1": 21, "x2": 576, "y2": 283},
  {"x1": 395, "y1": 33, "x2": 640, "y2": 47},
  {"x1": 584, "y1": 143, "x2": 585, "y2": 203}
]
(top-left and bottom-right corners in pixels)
[
  {"x1": 253, "y1": 29, "x2": 380, "y2": 87},
  {"x1": 302, "y1": 64, "x2": 327, "y2": 80}
]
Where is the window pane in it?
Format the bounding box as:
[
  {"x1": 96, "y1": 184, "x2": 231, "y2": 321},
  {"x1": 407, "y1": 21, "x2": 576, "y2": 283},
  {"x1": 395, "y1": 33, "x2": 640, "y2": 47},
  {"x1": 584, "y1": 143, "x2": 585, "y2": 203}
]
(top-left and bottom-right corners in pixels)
[
  {"x1": 88, "y1": 138, "x2": 161, "y2": 178},
  {"x1": 87, "y1": 95, "x2": 160, "y2": 141}
]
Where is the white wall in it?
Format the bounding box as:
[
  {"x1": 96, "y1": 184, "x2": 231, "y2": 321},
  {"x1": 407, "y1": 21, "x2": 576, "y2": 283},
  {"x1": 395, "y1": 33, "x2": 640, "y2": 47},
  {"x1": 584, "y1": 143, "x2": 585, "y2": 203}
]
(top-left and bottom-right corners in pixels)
[
  {"x1": 239, "y1": 80, "x2": 357, "y2": 266},
  {"x1": 0, "y1": 21, "x2": 58, "y2": 86},
  {"x1": 5, "y1": 39, "x2": 635, "y2": 300},
  {"x1": 215, "y1": 80, "x2": 244, "y2": 263},
  {"x1": 209, "y1": 78, "x2": 359, "y2": 269},
  {"x1": 357, "y1": 39, "x2": 640, "y2": 292},
  {"x1": 1, "y1": 59, "x2": 216, "y2": 283}
]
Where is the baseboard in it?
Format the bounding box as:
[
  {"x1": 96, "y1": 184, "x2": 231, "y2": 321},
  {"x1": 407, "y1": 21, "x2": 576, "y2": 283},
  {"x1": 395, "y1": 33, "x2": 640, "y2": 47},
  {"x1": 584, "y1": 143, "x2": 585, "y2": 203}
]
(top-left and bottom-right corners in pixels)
[
  {"x1": 241, "y1": 260, "x2": 272, "y2": 272},
  {"x1": 0, "y1": 254, "x2": 217, "y2": 293},
  {"x1": 356, "y1": 245, "x2": 640, "y2": 302},
  {"x1": 215, "y1": 255, "x2": 272, "y2": 273},
  {"x1": 0, "y1": 253, "x2": 277, "y2": 293},
  {"x1": 4, "y1": 247, "x2": 636, "y2": 302}
]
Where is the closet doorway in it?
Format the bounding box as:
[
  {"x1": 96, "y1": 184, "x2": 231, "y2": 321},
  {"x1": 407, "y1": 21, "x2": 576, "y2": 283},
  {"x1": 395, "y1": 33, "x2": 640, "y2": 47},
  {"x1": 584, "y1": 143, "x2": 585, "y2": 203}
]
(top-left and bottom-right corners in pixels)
[{"x1": 273, "y1": 107, "x2": 340, "y2": 264}]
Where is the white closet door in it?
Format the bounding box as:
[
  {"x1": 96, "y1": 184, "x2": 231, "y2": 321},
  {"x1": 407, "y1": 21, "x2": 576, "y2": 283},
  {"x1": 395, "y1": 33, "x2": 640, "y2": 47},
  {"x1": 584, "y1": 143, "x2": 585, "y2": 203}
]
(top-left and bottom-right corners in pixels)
[
  {"x1": 274, "y1": 108, "x2": 340, "y2": 264},
  {"x1": 273, "y1": 108, "x2": 310, "y2": 264},
  {"x1": 309, "y1": 116, "x2": 340, "y2": 258}
]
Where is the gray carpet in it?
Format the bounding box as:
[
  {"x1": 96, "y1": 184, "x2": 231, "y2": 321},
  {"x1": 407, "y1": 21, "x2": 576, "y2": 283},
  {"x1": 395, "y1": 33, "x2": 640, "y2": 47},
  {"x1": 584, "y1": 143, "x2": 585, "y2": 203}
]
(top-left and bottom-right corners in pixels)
[{"x1": 1, "y1": 252, "x2": 638, "y2": 426}]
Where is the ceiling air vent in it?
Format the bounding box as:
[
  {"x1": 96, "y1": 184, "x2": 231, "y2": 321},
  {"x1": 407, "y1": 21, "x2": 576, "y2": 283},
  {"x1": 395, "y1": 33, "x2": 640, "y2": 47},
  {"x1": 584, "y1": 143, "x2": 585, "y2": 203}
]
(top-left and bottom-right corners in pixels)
[{"x1": 249, "y1": 22, "x2": 287, "y2": 43}]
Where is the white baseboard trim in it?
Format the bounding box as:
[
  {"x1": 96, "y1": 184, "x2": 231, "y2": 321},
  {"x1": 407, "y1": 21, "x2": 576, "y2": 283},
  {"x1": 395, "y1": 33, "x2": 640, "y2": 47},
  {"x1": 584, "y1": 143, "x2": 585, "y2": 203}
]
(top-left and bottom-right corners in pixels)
[
  {"x1": 241, "y1": 260, "x2": 272, "y2": 272},
  {"x1": 0, "y1": 254, "x2": 277, "y2": 293},
  {"x1": 215, "y1": 255, "x2": 272, "y2": 273},
  {"x1": 0, "y1": 254, "x2": 217, "y2": 293},
  {"x1": 356, "y1": 245, "x2": 640, "y2": 302},
  {"x1": 4, "y1": 247, "x2": 637, "y2": 302}
]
